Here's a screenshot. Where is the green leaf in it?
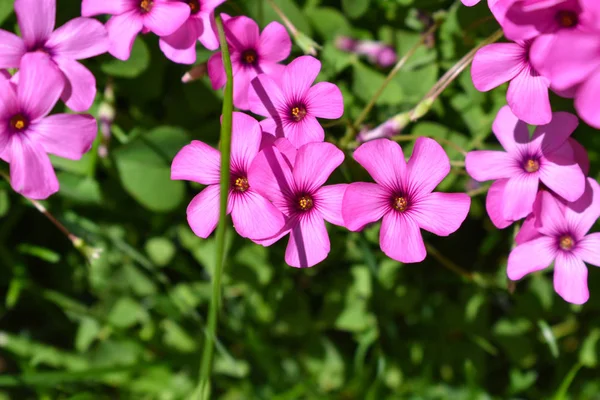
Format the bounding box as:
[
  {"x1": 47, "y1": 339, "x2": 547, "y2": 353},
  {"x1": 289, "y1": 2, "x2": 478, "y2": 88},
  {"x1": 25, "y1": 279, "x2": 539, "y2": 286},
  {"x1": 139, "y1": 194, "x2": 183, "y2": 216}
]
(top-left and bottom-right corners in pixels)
[
  {"x1": 342, "y1": 0, "x2": 370, "y2": 19},
  {"x1": 108, "y1": 298, "x2": 147, "y2": 329},
  {"x1": 0, "y1": 189, "x2": 9, "y2": 217},
  {"x1": 306, "y1": 7, "x2": 352, "y2": 38},
  {"x1": 0, "y1": 0, "x2": 13, "y2": 26},
  {"x1": 161, "y1": 320, "x2": 197, "y2": 353},
  {"x1": 76, "y1": 318, "x2": 101, "y2": 353},
  {"x1": 352, "y1": 61, "x2": 402, "y2": 105},
  {"x1": 145, "y1": 237, "x2": 176, "y2": 267},
  {"x1": 101, "y1": 38, "x2": 150, "y2": 78}
]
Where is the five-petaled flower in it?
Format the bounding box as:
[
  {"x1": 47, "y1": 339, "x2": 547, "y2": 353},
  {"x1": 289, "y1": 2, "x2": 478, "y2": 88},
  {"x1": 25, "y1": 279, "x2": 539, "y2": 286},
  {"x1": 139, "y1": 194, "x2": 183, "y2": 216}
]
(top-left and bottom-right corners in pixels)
[{"x1": 342, "y1": 138, "x2": 471, "y2": 263}]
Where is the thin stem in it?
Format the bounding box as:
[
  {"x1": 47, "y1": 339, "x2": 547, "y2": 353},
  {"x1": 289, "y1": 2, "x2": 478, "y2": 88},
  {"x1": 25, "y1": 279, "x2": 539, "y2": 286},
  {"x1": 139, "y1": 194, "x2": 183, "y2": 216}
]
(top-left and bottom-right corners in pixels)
[
  {"x1": 425, "y1": 243, "x2": 489, "y2": 287},
  {"x1": 553, "y1": 362, "x2": 584, "y2": 400},
  {"x1": 265, "y1": 0, "x2": 297, "y2": 35},
  {"x1": 195, "y1": 15, "x2": 234, "y2": 400},
  {"x1": 466, "y1": 184, "x2": 490, "y2": 197},
  {"x1": 352, "y1": 22, "x2": 441, "y2": 132}
]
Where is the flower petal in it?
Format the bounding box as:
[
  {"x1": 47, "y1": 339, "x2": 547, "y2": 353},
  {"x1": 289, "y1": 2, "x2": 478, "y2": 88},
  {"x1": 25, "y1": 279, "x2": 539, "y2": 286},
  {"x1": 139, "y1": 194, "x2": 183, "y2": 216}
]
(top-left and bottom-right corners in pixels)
[
  {"x1": 230, "y1": 189, "x2": 286, "y2": 241},
  {"x1": 536, "y1": 190, "x2": 569, "y2": 236},
  {"x1": 532, "y1": 111, "x2": 579, "y2": 154},
  {"x1": 9, "y1": 134, "x2": 59, "y2": 200},
  {"x1": 553, "y1": 252, "x2": 589, "y2": 305},
  {"x1": 106, "y1": 11, "x2": 143, "y2": 61},
  {"x1": 285, "y1": 212, "x2": 330, "y2": 268},
  {"x1": 502, "y1": 173, "x2": 539, "y2": 221},
  {"x1": 15, "y1": 0, "x2": 55, "y2": 48},
  {"x1": 207, "y1": 52, "x2": 226, "y2": 90},
  {"x1": 465, "y1": 150, "x2": 518, "y2": 182},
  {"x1": 171, "y1": 140, "x2": 220, "y2": 185},
  {"x1": 282, "y1": 56, "x2": 321, "y2": 101},
  {"x1": 305, "y1": 82, "x2": 344, "y2": 119},
  {"x1": 81, "y1": 0, "x2": 134, "y2": 16},
  {"x1": 575, "y1": 233, "x2": 600, "y2": 267},
  {"x1": 18, "y1": 53, "x2": 64, "y2": 121},
  {"x1": 569, "y1": 138, "x2": 590, "y2": 176},
  {"x1": 540, "y1": 144, "x2": 585, "y2": 202},
  {"x1": 230, "y1": 112, "x2": 262, "y2": 172},
  {"x1": 223, "y1": 15, "x2": 259, "y2": 50},
  {"x1": 248, "y1": 74, "x2": 286, "y2": 118},
  {"x1": 575, "y1": 69, "x2": 600, "y2": 129},
  {"x1": 293, "y1": 142, "x2": 344, "y2": 193},
  {"x1": 284, "y1": 117, "x2": 324, "y2": 148},
  {"x1": 491, "y1": 105, "x2": 531, "y2": 153},
  {"x1": 406, "y1": 137, "x2": 451, "y2": 198},
  {"x1": 0, "y1": 30, "x2": 26, "y2": 68},
  {"x1": 158, "y1": 20, "x2": 199, "y2": 65},
  {"x1": 342, "y1": 182, "x2": 390, "y2": 231},
  {"x1": 380, "y1": 212, "x2": 426, "y2": 263},
  {"x1": 55, "y1": 58, "x2": 97, "y2": 112},
  {"x1": 515, "y1": 214, "x2": 543, "y2": 245},
  {"x1": 46, "y1": 17, "x2": 108, "y2": 60},
  {"x1": 485, "y1": 179, "x2": 513, "y2": 229},
  {"x1": 258, "y1": 21, "x2": 291, "y2": 63},
  {"x1": 0, "y1": 79, "x2": 19, "y2": 123},
  {"x1": 143, "y1": 1, "x2": 190, "y2": 36},
  {"x1": 507, "y1": 65, "x2": 551, "y2": 125},
  {"x1": 198, "y1": 12, "x2": 219, "y2": 51},
  {"x1": 232, "y1": 68, "x2": 255, "y2": 111},
  {"x1": 471, "y1": 43, "x2": 525, "y2": 91},
  {"x1": 187, "y1": 185, "x2": 220, "y2": 239},
  {"x1": 507, "y1": 236, "x2": 556, "y2": 280},
  {"x1": 314, "y1": 184, "x2": 347, "y2": 226},
  {"x1": 29, "y1": 114, "x2": 97, "y2": 159},
  {"x1": 411, "y1": 192, "x2": 471, "y2": 236},
  {"x1": 353, "y1": 138, "x2": 405, "y2": 192},
  {"x1": 565, "y1": 178, "x2": 600, "y2": 239},
  {"x1": 248, "y1": 144, "x2": 294, "y2": 210}
]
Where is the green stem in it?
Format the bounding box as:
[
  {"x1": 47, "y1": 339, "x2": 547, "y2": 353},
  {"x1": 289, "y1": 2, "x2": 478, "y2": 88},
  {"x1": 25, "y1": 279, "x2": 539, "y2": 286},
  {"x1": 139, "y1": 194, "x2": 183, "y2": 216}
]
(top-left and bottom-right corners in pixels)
[
  {"x1": 554, "y1": 362, "x2": 584, "y2": 400},
  {"x1": 194, "y1": 15, "x2": 234, "y2": 400}
]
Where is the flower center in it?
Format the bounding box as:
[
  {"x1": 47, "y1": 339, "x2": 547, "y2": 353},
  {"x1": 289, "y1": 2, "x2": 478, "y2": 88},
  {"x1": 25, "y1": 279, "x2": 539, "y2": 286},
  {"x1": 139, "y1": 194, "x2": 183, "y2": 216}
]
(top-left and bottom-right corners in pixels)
[
  {"x1": 524, "y1": 159, "x2": 540, "y2": 173},
  {"x1": 241, "y1": 49, "x2": 258, "y2": 65},
  {"x1": 139, "y1": 0, "x2": 153, "y2": 13},
  {"x1": 290, "y1": 105, "x2": 307, "y2": 122},
  {"x1": 297, "y1": 195, "x2": 314, "y2": 211},
  {"x1": 10, "y1": 114, "x2": 28, "y2": 132},
  {"x1": 559, "y1": 235, "x2": 575, "y2": 251},
  {"x1": 187, "y1": 0, "x2": 200, "y2": 14},
  {"x1": 392, "y1": 196, "x2": 408, "y2": 212},
  {"x1": 556, "y1": 10, "x2": 578, "y2": 28},
  {"x1": 232, "y1": 176, "x2": 249, "y2": 193}
]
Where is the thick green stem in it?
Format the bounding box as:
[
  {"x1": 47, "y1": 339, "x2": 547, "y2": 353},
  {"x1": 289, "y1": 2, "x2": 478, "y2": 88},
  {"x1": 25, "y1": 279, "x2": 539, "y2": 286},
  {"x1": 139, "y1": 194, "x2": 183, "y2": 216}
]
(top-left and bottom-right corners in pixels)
[{"x1": 194, "y1": 15, "x2": 234, "y2": 400}]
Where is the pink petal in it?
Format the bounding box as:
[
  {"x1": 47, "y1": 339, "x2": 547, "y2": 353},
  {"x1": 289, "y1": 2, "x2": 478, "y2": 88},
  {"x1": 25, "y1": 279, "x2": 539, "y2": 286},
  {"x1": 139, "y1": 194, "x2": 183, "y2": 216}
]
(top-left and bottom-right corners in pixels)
[
  {"x1": 314, "y1": 184, "x2": 347, "y2": 226},
  {"x1": 259, "y1": 118, "x2": 284, "y2": 140},
  {"x1": 285, "y1": 212, "x2": 330, "y2": 268},
  {"x1": 506, "y1": 236, "x2": 556, "y2": 280},
  {"x1": 406, "y1": 137, "x2": 451, "y2": 198},
  {"x1": 575, "y1": 68, "x2": 600, "y2": 129},
  {"x1": 565, "y1": 178, "x2": 600, "y2": 239},
  {"x1": 501, "y1": 1, "x2": 558, "y2": 41},
  {"x1": 55, "y1": 58, "x2": 97, "y2": 112},
  {"x1": 465, "y1": 150, "x2": 518, "y2": 182},
  {"x1": 15, "y1": 0, "x2": 55, "y2": 48},
  {"x1": 515, "y1": 214, "x2": 543, "y2": 245},
  {"x1": 106, "y1": 11, "x2": 143, "y2": 61},
  {"x1": 230, "y1": 189, "x2": 286, "y2": 240},
  {"x1": 46, "y1": 18, "x2": 108, "y2": 60},
  {"x1": 380, "y1": 212, "x2": 426, "y2": 263},
  {"x1": 248, "y1": 74, "x2": 286, "y2": 118},
  {"x1": 81, "y1": 0, "x2": 134, "y2": 17},
  {"x1": 198, "y1": 13, "x2": 219, "y2": 51},
  {"x1": 502, "y1": 173, "x2": 539, "y2": 220},
  {"x1": 284, "y1": 116, "x2": 324, "y2": 148},
  {"x1": 491, "y1": 105, "x2": 531, "y2": 154},
  {"x1": 17, "y1": 53, "x2": 64, "y2": 121},
  {"x1": 0, "y1": 79, "x2": 19, "y2": 123},
  {"x1": 507, "y1": 65, "x2": 551, "y2": 125},
  {"x1": 293, "y1": 142, "x2": 344, "y2": 193},
  {"x1": 575, "y1": 233, "x2": 600, "y2": 267},
  {"x1": 353, "y1": 139, "x2": 405, "y2": 192},
  {"x1": 248, "y1": 145, "x2": 294, "y2": 210},
  {"x1": 553, "y1": 252, "x2": 589, "y2": 305},
  {"x1": 342, "y1": 182, "x2": 391, "y2": 231},
  {"x1": 223, "y1": 16, "x2": 259, "y2": 50},
  {"x1": 0, "y1": 30, "x2": 26, "y2": 68},
  {"x1": 540, "y1": 145, "x2": 585, "y2": 202},
  {"x1": 258, "y1": 21, "x2": 291, "y2": 63},
  {"x1": 9, "y1": 134, "x2": 58, "y2": 199},
  {"x1": 305, "y1": 82, "x2": 344, "y2": 119},
  {"x1": 532, "y1": 111, "x2": 579, "y2": 154},
  {"x1": 143, "y1": 1, "x2": 190, "y2": 36},
  {"x1": 411, "y1": 192, "x2": 471, "y2": 236},
  {"x1": 272, "y1": 137, "x2": 297, "y2": 165},
  {"x1": 171, "y1": 140, "x2": 220, "y2": 185},
  {"x1": 29, "y1": 114, "x2": 97, "y2": 159},
  {"x1": 461, "y1": 0, "x2": 481, "y2": 5},
  {"x1": 230, "y1": 112, "x2": 262, "y2": 171},
  {"x1": 569, "y1": 138, "x2": 590, "y2": 176},
  {"x1": 471, "y1": 43, "x2": 525, "y2": 91},
  {"x1": 282, "y1": 56, "x2": 321, "y2": 101},
  {"x1": 536, "y1": 190, "x2": 569, "y2": 236},
  {"x1": 207, "y1": 52, "x2": 226, "y2": 90},
  {"x1": 485, "y1": 179, "x2": 513, "y2": 229},
  {"x1": 187, "y1": 185, "x2": 221, "y2": 239},
  {"x1": 158, "y1": 19, "x2": 199, "y2": 65}
]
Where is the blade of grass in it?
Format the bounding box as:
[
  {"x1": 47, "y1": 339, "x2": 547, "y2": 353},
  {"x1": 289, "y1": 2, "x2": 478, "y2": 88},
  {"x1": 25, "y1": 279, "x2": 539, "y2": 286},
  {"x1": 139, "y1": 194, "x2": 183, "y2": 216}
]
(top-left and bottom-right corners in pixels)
[{"x1": 193, "y1": 14, "x2": 234, "y2": 400}]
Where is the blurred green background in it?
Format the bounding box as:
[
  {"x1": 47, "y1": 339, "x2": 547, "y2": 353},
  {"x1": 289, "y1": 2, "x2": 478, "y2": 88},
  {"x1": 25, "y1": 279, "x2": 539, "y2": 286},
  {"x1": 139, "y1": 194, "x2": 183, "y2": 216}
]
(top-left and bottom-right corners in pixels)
[{"x1": 1, "y1": 0, "x2": 600, "y2": 398}]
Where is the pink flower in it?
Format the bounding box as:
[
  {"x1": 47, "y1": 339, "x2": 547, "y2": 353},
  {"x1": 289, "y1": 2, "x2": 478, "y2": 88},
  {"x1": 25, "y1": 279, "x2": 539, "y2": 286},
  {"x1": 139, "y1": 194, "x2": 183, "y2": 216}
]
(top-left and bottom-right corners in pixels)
[
  {"x1": 471, "y1": 40, "x2": 551, "y2": 125},
  {"x1": 158, "y1": 0, "x2": 225, "y2": 64},
  {"x1": 171, "y1": 112, "x2": 285, "y2": 241},
  {"x1": 507, "y1": 178, "x2": 600, "y2": 304},
  {"x1": 462, "y1": 0, "x2": 482, "y2": 5},
  {"x1": 466, "y1": 106, "x2": 586, "y2": 222},
  {"x1": 0, "y1": 0, "x2": 108, "y2": 112},
  {"x1": 207, "y1": 16, "x2": 291, "y2": 110},
  {"x1": 0, "y1": 54, "x2": 98, "y2": 199},
  {"x1": 248, "y1": 56, "x2": 344, "y2": 148},
  {"x1": 247, "y1": 140, "x2": 346, "y2": 268},
  {"x1": 82, "y1": 0, "x2": 190, "y2": 61},
  {"x1": 342, "y1": 138, "x2": 471, "y2": 263}
]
